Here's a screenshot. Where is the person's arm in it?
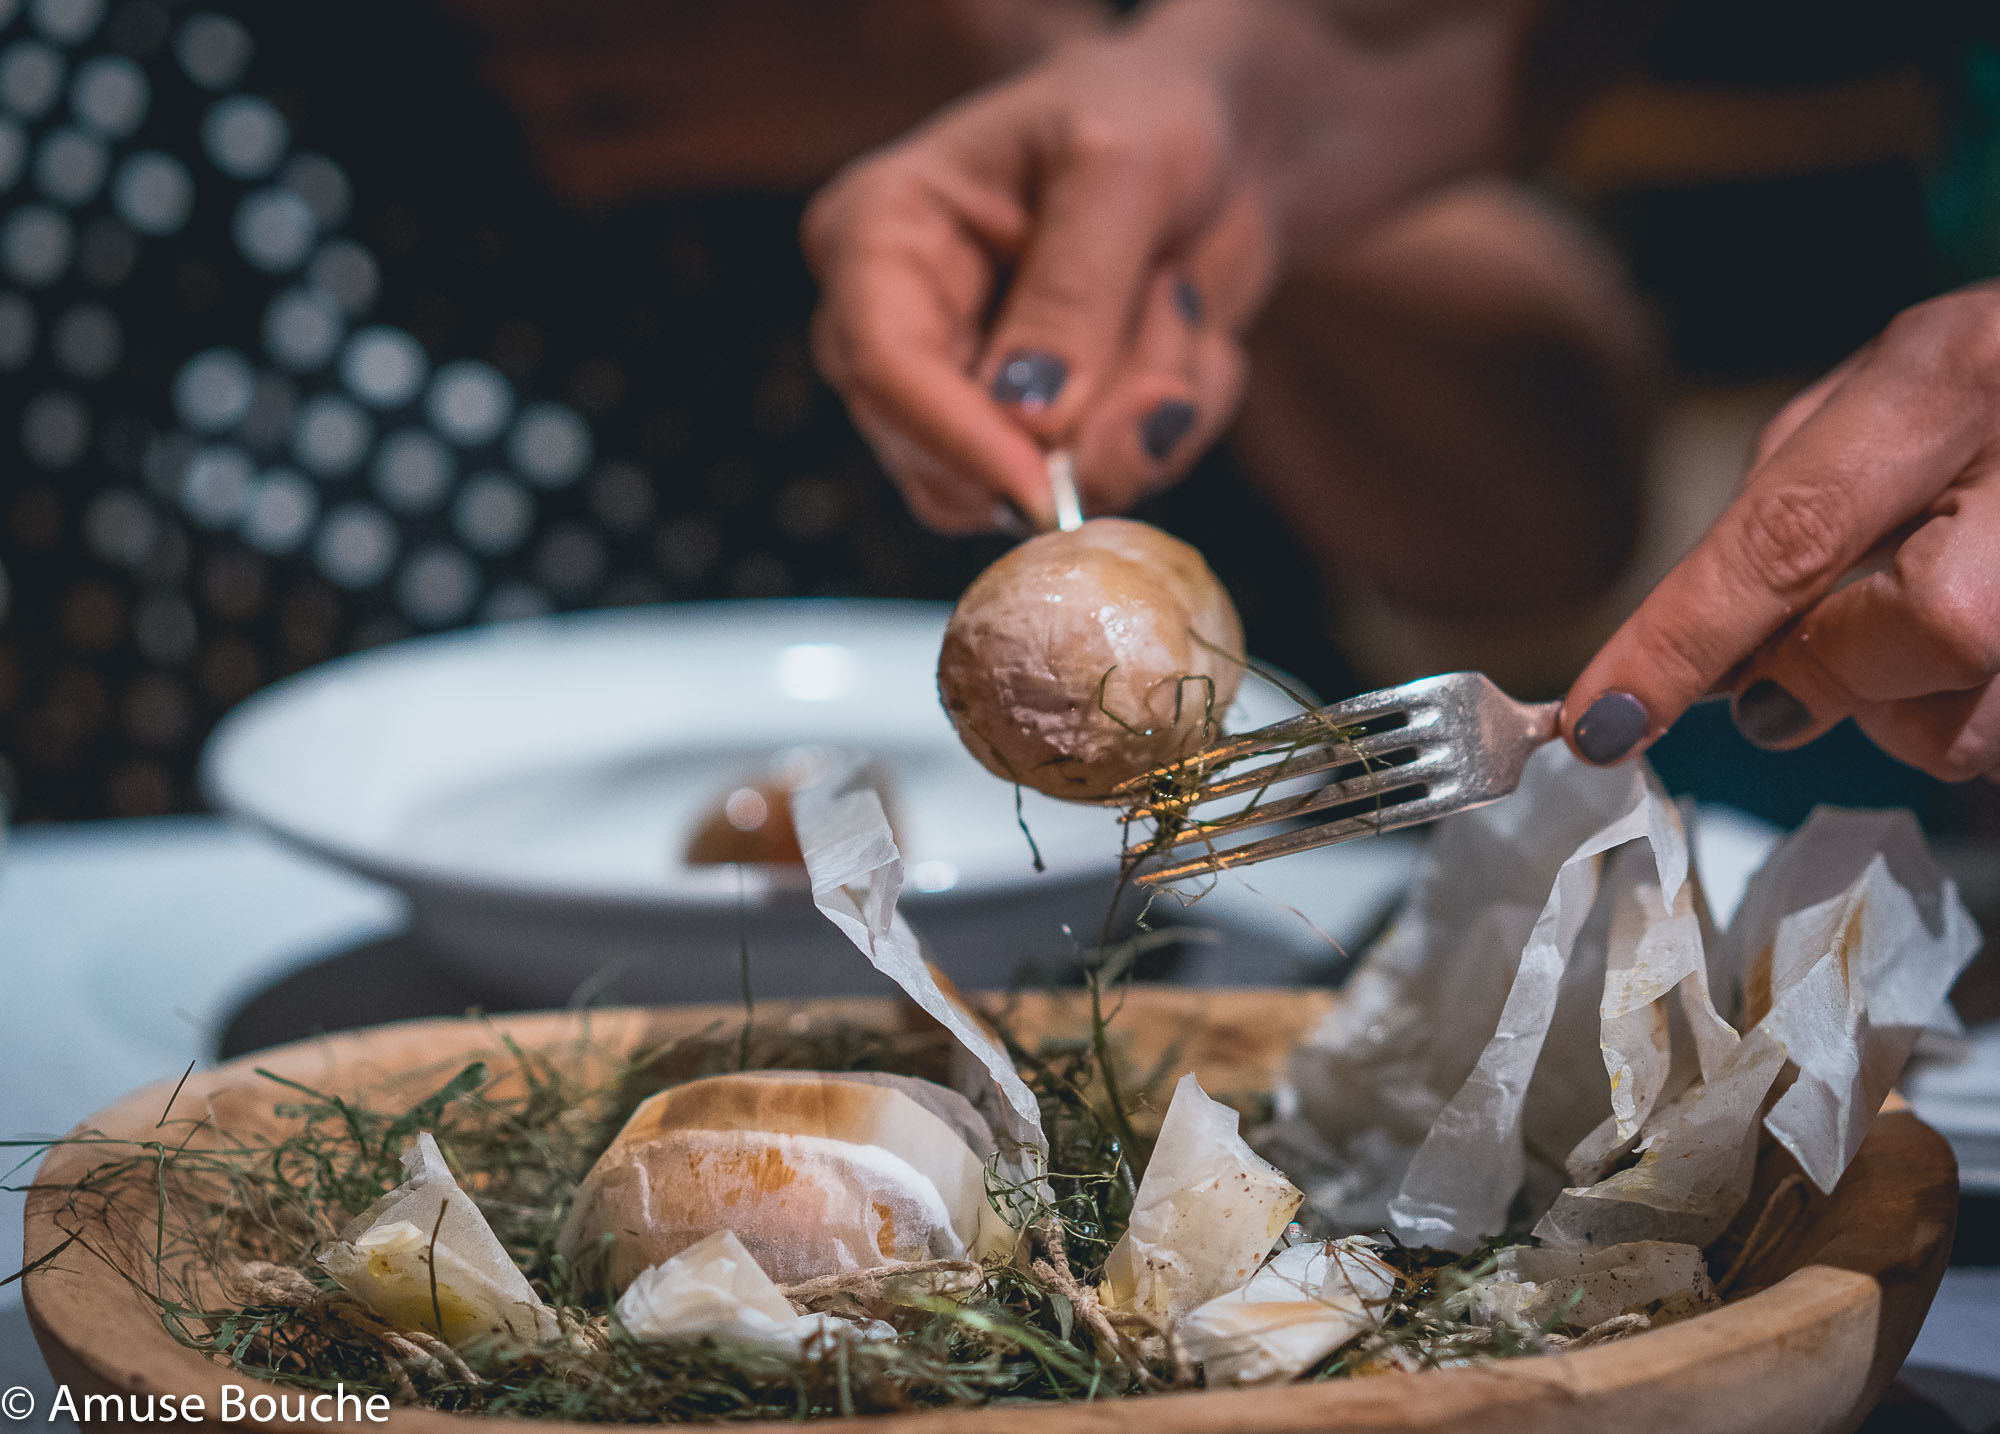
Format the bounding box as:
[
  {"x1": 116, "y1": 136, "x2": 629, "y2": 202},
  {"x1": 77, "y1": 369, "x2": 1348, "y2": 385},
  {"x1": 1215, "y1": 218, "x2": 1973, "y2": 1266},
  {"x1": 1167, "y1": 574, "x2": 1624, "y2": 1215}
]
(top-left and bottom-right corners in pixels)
[
  {"x1": 1564, "y1": 282, "x2": 2000, "y2": 783},
  {"x1": 802, "y1": 0, "x2": 1557, "y2": 531}
]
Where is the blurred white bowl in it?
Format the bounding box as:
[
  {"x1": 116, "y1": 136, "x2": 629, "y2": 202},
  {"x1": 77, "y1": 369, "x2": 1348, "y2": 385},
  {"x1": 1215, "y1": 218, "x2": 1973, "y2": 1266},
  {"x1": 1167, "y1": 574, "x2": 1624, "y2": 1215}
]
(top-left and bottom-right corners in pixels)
[{"x1": 201, "y1": 600, "x2": 1299, "y2": 1002}]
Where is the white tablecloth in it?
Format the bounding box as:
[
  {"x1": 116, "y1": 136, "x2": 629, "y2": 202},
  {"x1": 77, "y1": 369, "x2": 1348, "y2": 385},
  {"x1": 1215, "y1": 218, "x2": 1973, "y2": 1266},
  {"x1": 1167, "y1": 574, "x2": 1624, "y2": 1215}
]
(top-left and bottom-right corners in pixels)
[{"x1": 0, "y1": 818, "x2": 403, "y2": 1409}]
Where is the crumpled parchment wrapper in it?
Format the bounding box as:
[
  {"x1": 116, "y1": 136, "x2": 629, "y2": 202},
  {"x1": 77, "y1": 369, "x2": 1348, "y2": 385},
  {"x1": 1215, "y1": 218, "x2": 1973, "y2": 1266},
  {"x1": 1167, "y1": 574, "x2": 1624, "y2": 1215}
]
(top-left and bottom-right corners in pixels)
[
  {"x1": 1181, "y1": 1235, "x2": 1397, "y2": 1385},
  {"x1": 1100, "y1": 1073, "x2": 1302, "y2": 1323},
  {"x1": 792, "y1": 755, "x2": 1047, "y2": 1158},
  {"x1": 1258, "y1": 743, "x2": 1979, "y2": 1253},
  {"x1": 319, "y1": 1131, "x2": 559, "y2": 1348},
  {"x1": 615, "y1": 1229, "x2": 891, "y2": 1348},
  {"x1": 1465, "y1": 1239, "x2": 1718, "y2": 1334}
]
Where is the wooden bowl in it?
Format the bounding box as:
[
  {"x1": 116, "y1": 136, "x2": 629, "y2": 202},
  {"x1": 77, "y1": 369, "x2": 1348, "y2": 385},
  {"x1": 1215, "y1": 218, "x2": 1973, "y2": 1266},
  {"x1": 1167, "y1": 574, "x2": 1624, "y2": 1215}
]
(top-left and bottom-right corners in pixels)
[{"x1": 25, "y1": 989, "x2": 1958, "y2": 1434}]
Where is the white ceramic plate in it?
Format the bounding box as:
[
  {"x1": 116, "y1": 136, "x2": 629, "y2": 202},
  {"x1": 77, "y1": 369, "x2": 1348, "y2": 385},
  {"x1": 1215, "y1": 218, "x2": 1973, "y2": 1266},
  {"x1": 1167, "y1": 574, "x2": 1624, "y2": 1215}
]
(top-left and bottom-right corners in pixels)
[{"x1": 201, "y1": 600, "x2": 1300, "y2": 1002}]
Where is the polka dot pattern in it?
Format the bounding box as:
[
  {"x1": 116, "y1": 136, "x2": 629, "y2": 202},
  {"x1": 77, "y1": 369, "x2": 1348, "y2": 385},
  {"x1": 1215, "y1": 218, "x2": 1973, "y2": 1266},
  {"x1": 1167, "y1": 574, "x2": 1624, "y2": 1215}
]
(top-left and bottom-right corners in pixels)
[
  {"x1": 174, "y1": 13, "x2": 248, "y2": 91},
  {"x1": 313, "y1": 501, "x2": 395, "y2": 588},
  {"x1": 200, "y1": 93, "x2": 284, "y2": 180},
  {"x1": 509, "y1": 400, "x2": 591, "y2": 488},
  {"x1": 33, "y1": 123, "x2": 106, "y2": 204},
  {"x1": 0, "y1": 40, "x2": 66, "y2": 119},
  {"x1": 2, "y1": 202, "x2": 70, "y2": 283},
  {"x1": 111, "y1": 149, "x2": 190, "y2": 233},
  {"x1": 453, "y1": 470, "x2": 531, "y2": 555},
  {"x1": 425, "y1": 358, "x2": 512, "y2": 445},
  {"x1": 0, "y1": 290, "x2": 35, "y2": 368},
  {"x1": 32, "y1": 0, "x2": 105, "y2": 47},
  {"x1": 340, "y1": 324, "x2": 424, "y2": 408},
  {"x1": 0, "y1": 0, "x2": 999, "y2": 822},
  {"x1": 279, "y1": 151, "x2": 346, "y2": 228},
  {"x1": 232, "y1": 186, "x2": 312, "y2": 271},
  {"x1": 20, "y1": 385, "x2": 87, "y2": 466},
  {"x1": 240, "y1": 467, "x2": 314, "y2": 553},
  {"x1": 178, "y1": 444, "x2": 251, "y2": 528},
  {"x1": 308, "y1": 237, "x2": 374, "y2": 312},
  {"x1": 0, "y1": 117, "x2": 25, "y2": 190},
  {"x1": 69, "y1": 53, "x2": 147, "y2": 138},
  {"x1": 290, "y1": 392, "x2": 369, "y2": 476},
  {"x1": 262, "y1": 286, "x2": 340, "y2": 370},
  {"x1": 173, "y1": 347, "x2": 253, "y2": 431},
  {"x1": 370, "y1": 427, "x2": 451, "y2": 513},
  {"x1": 51, "y1": 299, "x2": 119, "y2": 376}
]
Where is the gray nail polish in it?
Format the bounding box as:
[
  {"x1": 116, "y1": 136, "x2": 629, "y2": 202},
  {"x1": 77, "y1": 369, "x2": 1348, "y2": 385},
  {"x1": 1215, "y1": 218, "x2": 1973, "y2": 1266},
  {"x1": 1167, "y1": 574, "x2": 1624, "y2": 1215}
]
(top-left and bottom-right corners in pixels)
[
  {"x1": 1141, "y1": 400, "x2": 1197, "y2": 462},
  {"x1": 1574, "y1": 691, "x2": 1649, "y2": 766},
  {"x1": 1732, "y1": 679, "x2": 1812, "y2": 749},
  {"x1": 1173, "y1": 277, "x2": 1205, "y2": 325},
  {"x1": 991, "y1": 351, "x2": 1067, "y2": 414}
]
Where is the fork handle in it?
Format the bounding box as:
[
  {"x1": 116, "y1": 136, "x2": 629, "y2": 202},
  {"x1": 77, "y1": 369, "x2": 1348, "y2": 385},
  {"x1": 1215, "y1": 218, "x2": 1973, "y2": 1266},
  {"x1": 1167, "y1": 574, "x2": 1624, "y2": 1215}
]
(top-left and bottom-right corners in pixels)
[{"x1": 1519, "y1": 698, "x2": 1562, "y2": 747}]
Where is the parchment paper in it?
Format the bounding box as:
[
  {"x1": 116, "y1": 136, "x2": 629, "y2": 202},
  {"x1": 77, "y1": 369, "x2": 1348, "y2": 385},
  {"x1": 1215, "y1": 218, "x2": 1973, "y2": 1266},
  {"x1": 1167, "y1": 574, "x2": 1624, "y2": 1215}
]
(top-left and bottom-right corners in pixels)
[
  {"x1": 1261, "y1": 744, "x2": 1980, "y2": 1253},
  {"x1": 1181, "y1": 1236, "x2": 1396, "y2": 1384},
  {"x1": 1100, "y1": 1073, "x2": 1302, "y2": 1322},
  {"x1": 319, "y1": 1132, "x2": 559, "y2": 1347},
  {"x1": 792, "y1": 757, "x2": 1047, "y2": 1156},
  {"x1": 615, "y1": 1229, "x2": 891, "y2": 1348}
]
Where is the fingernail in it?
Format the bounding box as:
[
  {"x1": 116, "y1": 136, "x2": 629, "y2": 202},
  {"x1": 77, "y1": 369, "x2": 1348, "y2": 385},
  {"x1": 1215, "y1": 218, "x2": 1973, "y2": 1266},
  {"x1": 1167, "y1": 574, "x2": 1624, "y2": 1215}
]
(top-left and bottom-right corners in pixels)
[
  {"x1": 1173, "y1": 277, "x2": 1205, "y2": 325},
  {"x1": 1574, "y1": 691, "x2": 1650, "y2": 766},
  {"x1": 1731, "y1": 679, "x2": 1812, "y2": 749},
  {"x1": 991, "y1": 351, "x2": 1067, "y2": 414},
  {"x1": 1140, "y1": 400, "x2": 1197, "y2": 462}
]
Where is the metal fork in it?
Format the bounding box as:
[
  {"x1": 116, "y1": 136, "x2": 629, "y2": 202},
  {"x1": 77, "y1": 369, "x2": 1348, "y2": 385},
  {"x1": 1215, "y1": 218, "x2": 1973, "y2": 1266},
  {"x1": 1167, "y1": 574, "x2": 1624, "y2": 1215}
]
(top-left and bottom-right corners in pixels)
[{"x1": 1111, "y1": 672, "x2": 1559, "y2": 886}]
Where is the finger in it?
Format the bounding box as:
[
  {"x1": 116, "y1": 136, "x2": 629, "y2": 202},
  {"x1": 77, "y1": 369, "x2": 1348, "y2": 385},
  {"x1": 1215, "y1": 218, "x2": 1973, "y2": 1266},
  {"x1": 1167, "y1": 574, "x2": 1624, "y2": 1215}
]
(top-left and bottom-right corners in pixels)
[
  {"x1": 1748, "y1": 349, "x2": 1866, "y2": 470},
  {"x1": 979, "y1": 109, "x2": 1222, "y2": 442},
  {"x1": 1065, "y1": 183, "x2": 1274, "y2": 512},
  {"x1": 902, "y1": 473, "x2": 1017, "y2": 535},
  {"x1": 1071, "y1": 269, "x2": 1200, "y2": 511},
  {"x1": 1180, "y1": 181, "x2": 1280, "y2": 337},
  {"x1": 1073, "y1": 271, "x2": 1245, "y2": 511},
  {"x1": 1852, "y1": 680, "x2": 2000, "y2": 784},
  {"x1": 1562, "y1": 315, "x2": 1999, "y2": 765},
  {"x1": 1728, "y1": 468, "x2": 2000, "y2": 748},
  {"x1": 809, "y1": 205, "x2": 1056, "y2": 526},
  {"x1": 846, "y1": 397, "x2": 1017, "y2": 536}
]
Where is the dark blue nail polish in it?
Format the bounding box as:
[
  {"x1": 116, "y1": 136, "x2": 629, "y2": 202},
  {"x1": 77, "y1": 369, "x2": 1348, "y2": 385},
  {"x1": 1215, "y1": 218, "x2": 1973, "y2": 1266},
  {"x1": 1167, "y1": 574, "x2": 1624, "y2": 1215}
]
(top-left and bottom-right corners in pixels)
[
  {"x1": 1140, "y1": 400, "x2": 1197, "y2": 462},
  {"x1": 1732, "y1": 679, "x2": 1812, "y2": 749},
  {"x1": 1574, "y1": 690, "x2": 1649, "y2": 766},
  {"x1": 991, "y1": 351, "x2": 1067, "y2": 414},
  {"x1": 1173, "y1": 277, "x2": 1204, "y2": 325}
]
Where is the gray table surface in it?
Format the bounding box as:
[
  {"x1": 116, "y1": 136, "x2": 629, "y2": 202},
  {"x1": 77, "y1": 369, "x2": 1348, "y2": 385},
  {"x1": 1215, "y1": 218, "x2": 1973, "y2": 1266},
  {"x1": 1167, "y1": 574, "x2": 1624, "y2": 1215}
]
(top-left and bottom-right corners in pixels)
[{"x1": 2, "y1": 817, "x2": 1996, "y2": 1431}]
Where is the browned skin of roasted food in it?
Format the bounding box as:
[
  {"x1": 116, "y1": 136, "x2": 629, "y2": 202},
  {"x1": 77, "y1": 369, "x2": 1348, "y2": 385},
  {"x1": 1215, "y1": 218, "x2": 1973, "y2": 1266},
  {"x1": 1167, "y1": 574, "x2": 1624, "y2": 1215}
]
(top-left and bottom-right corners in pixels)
[{"x1": 938, "y1": 519, "x2": 1245, "y2": 801}]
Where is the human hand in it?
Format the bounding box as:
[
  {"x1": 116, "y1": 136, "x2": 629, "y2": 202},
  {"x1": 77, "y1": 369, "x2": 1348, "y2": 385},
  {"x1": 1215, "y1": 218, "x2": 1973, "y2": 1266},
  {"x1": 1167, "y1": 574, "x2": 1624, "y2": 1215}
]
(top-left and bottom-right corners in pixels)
[
  {"x1": 804, "y1": 0, "x2": 1547, "y2": 533},
  {"x1": 1564, "y1": 282, "x2": 2000, "y2": 783},
  {"x1": 802, "y1": 26, "x2": 1277, "y2": 533}
]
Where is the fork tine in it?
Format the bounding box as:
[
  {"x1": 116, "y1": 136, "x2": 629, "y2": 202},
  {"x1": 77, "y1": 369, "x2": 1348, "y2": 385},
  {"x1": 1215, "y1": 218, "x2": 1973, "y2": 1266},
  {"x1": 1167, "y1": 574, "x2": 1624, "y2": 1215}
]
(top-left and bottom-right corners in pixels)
[
  {"x1": 1120, "y1": 675, "x2": 1560, "y2": 883},
  {"x1": 1150, "y1": 748, "x2": 1448, "y2": 851},
  {"x1": 1136, "y1": 787, "x2": 1464, "y2": 886},
  {"x1": 1109, "y1": 680, "x2": 1437, "y2": 799},
  {"x1": 1121, "y1": 717, "x2": 1433, "y2": 820}
]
